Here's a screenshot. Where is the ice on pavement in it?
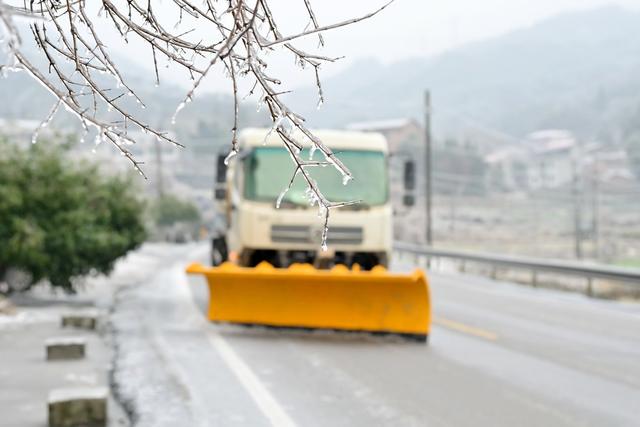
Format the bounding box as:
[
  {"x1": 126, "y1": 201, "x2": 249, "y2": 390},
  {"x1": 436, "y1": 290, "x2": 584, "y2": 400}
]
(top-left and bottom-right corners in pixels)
[
  {"x1": 64, "y1": 372, "x2": 98, "y2": 385},
  {"x1": 0, "y1": 309, "x2": 59, "y2": 329},
  {"x1": 110, "y1": 243, "x2": 213, "y2": 427}
]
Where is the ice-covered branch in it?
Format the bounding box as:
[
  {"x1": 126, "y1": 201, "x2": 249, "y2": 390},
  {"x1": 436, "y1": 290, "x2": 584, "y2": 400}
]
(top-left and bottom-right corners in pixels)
[{"x1": 0, "y1": 0, "x2": 388, "y2": 247}]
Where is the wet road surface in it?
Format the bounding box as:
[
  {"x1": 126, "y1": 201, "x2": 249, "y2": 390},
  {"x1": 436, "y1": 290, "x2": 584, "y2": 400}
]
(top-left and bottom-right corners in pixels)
[{"x1": 112, "y1": 244, "x2": 640, "y2": 426}]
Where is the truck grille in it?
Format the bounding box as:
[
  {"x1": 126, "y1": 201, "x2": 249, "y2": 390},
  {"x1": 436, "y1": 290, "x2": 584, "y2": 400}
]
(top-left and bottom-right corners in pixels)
[{"x1": 271, "y1": 225, "x2": 363, "y2": 245}]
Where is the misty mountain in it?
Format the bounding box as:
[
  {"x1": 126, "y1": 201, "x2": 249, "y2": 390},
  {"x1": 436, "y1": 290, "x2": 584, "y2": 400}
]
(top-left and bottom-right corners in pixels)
[{"x1": 289, "y1": 5, "x2": 640, "y2": 143}]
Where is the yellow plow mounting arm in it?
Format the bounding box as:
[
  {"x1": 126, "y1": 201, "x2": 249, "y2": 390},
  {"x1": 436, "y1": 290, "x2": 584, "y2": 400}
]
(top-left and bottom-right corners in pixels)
[{"x1": 186, "y1": 262, "x2": 431, "y2": 342}]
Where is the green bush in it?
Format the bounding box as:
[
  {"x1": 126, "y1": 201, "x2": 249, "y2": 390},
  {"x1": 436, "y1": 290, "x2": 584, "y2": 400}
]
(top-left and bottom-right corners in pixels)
[{"x1": 0, "y1": 140, "x2": 146, "y2": 293}]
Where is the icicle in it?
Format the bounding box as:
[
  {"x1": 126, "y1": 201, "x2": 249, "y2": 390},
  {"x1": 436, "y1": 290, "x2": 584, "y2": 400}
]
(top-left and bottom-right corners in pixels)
[
  {"x1": 323, "y1": 152, "x2": 351, "y2": 185},
  {"x1": 276, "y1": 188, "x2": 288, "y2": 209},
  {"x1": 223, "y1": 149, "x2": 237, "y2": 165},
  {"x1": 305, "y1": 186, "x2": 320, "y2": 207},
  {"x1": 309, "y1": 144, "x2": 318, "y2": 160},
  {"x1": 262, "y1": 115, "x2": 283, "y2": 145},
  {"x1": 171, "y1": 96, "x2": 191, "y2": 125},
  {"x1": 31, "y1": 100, "x2": 61, "y2": 145},
  {"x1": 279, "y1": 117, "x2": 293, "y2": 138},
  {"x1": 317, "y1": 203, "x2": 327, "y2": 219},
  {"x1": 320, "y1": 209, "x2": 330, "y2": 251},
  {"x1": 94, "y1": 132, "x2": 105, "y2": 147},
  {"x1": 276, "y1": 170, "x2": 300, "y2": 208},
  {"x1": 80, "y1": 120, "x2": 89, "y2": 143},
  {"x1": 316, "y1": 97, "x2": 323, "y2": 110}
]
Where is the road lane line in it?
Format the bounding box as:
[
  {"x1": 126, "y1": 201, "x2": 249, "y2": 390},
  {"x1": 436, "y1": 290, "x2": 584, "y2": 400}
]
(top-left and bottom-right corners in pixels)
[
  {"x1": 434, "y1": 317, "x2": 498, "y2": 341},
  {"x1": 206, "y1": 331, "x2": 298, "y2": 427},
  {"x1": 180, "y1": 258, "x2": 297, "y2": 427}
]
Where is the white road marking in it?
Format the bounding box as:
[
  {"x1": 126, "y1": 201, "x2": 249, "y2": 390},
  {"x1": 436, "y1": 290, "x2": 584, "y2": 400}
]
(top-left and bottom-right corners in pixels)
[
  {"x1": 179, "y1": 256, "x2": 297, "y2": 427},
  {"x1": 206, "y1": 331, "x2": 297, "y2": 427}
]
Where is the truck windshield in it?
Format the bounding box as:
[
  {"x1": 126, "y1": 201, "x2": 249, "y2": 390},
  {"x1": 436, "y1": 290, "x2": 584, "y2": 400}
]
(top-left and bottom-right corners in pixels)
[{"x1": 244, "y1": 147, "x2": 388, "y2": 206}]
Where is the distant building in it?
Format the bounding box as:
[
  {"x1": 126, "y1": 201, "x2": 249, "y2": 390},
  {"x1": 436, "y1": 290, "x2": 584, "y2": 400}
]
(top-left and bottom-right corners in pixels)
[
  {"x1": 525, "y1": 130, "x2": 577, "y2": 190},
  {"x1": 484, "y1": 146, "x2": 529, "y2": 192},
  {"x1": 485, "y1": 129, "x2": 639, "y2": 194},
  {"x1": 485, "y1": 129, "x2": 579, "y2": 192},
  {"x1": 583, "y1": 145, "x2": 637, "y2": 187}
]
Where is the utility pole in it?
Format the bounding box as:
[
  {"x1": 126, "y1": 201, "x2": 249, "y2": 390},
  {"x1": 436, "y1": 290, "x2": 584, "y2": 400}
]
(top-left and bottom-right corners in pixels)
[
  {"x1": 424, "y1": 90, "x2": 433, "y2": 247},
  {"x1": 571, "y1": 156, "x2": 583, "y2": 260},
  {"x1": 591, "y1": 153, "x2": 600, "y2": 259}
]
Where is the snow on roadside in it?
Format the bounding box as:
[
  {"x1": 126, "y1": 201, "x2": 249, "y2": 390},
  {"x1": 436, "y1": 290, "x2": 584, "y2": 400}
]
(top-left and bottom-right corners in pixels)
[
  {"x1": 109, "y1": 243, "x2": 210, "y2": 427},
  {"x1": 0, "y1": 243, "x2": 181, "y2": 329},
  {"x1": 0, "y1": 308, "x2": 59, "y2": 329}
]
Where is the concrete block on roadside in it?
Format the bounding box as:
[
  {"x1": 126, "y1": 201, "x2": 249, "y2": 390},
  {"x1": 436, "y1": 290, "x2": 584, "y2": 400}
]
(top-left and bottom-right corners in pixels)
[
  {"x1": 48, "y1": 387, "x2": 107, "y2": 427},
  {"x1": 0, "y1": 296, "x2": 16, "y2": 314},
  {"x1": 61, "y1": 311, "x2": 98, "y2": 330},
  {"x1": 46, "y1": 337, "x2": 86, "y2": 361}
]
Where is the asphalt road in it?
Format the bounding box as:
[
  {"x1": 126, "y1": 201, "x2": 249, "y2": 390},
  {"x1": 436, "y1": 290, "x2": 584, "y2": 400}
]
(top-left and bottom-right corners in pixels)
[{"x1": 112, "y1": 244, "x2": 640, "y2": 427}]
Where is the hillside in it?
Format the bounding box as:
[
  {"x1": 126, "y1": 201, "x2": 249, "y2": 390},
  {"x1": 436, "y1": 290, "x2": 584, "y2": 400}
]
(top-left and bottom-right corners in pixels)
[{"x1": 289, "y1": 6, "x2": 640, "y2": 143}]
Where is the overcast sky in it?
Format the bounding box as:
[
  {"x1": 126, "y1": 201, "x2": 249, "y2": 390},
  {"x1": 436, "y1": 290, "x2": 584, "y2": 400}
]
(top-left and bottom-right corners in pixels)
[{"x1": 299, "y1": 0, "x2": 640, "y2": 62}]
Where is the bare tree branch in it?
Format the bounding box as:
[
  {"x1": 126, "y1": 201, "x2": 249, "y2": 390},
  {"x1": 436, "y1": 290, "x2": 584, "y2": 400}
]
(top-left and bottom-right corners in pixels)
[{"x1": 0, "y1": 0, "x2": 390, "y2": 248}]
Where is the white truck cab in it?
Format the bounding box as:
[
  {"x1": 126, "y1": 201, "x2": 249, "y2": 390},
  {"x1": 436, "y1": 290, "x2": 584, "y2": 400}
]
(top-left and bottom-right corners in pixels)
[{"x1": 213, "y1": 128, "x2": 394, "y2": 270}]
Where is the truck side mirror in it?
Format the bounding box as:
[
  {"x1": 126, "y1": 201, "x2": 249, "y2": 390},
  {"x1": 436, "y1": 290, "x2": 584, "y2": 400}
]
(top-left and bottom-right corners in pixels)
[
  {"x1": 214, "y1": 154, "x2": 228, "y2": 201},
  {"x1": 216, "y1": 154, "x2": 227, "y2": 184},
  {"x1": 403, "y1": 160, "x2": 416, "y2": 191}
]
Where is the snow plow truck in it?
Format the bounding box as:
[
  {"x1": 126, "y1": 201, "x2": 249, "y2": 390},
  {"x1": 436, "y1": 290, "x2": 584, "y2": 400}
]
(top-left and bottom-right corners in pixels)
[{"x1": 187, "y1": 128, "x2": 431, "y2": 341}]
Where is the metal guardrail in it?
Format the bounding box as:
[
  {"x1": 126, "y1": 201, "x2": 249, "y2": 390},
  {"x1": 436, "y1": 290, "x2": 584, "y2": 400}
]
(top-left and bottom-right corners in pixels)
[{"x1": 394, "y1": 242, "x2": 640, "y2": 289}]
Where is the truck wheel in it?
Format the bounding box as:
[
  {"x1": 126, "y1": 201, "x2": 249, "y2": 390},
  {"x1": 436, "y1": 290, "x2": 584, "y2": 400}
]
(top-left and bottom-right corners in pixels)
[
  {"x1": 248, "y1": 250, "x2": 279, "y2": 268},
  {"x1": 352, "y1": 253, "x2": 378, "y2": 271}
]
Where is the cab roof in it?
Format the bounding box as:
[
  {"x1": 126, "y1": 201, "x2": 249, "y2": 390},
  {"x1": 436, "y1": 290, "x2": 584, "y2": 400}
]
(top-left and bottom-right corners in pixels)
[{"x1": 238, "y1": 128, "x2": 388, "y2": 153}]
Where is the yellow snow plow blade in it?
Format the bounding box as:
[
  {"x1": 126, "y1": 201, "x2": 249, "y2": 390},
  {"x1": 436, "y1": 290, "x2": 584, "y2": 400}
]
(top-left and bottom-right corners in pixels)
[{"x1": 186, "y1": 262, "x2": 431, "y2": 341}]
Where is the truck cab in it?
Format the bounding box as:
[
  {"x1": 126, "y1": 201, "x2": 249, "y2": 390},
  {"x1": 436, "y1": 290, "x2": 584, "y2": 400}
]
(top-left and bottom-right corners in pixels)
[{"x1": 214, "y1": 128, "x2": 393, "y2": 270}]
